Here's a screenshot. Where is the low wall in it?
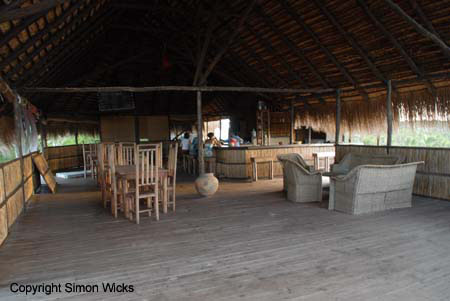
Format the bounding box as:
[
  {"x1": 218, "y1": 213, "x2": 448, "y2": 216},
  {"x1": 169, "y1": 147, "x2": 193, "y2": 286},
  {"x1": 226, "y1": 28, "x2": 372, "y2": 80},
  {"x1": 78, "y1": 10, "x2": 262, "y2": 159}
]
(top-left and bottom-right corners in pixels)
[
  {"x1": 0, "y1": 152, "x2": 38, "y2": 246},
  {"x1": 45, "y1": 144, "x2": 86, "y2": 172},
  {"x1": 336, "y1": 145, "x2": 450, "y2": 200}
]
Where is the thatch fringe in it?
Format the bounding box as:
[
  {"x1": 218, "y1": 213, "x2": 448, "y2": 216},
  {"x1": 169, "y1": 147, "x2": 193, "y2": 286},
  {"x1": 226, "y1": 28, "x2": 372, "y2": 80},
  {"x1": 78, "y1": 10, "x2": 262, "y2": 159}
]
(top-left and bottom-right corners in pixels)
[
  {"x1": 45, "y1": 122, "x2": 99, "y2": 139},
  {"x1": 295, "y1": 85, "x2": 450, "y2": 138},
  {"x1": 0, "y1": 116, "x2": 15, "y2": 151}
]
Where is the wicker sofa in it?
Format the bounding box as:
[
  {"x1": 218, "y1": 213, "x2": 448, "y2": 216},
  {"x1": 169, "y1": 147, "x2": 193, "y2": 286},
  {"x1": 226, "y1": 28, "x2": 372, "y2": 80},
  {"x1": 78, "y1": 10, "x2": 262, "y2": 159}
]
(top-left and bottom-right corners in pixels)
[
  {"x1": 330, "y1": 162, "x2": 422, "y2": 215},
  {"x1": 331, "y1": 152, "x2": 404, "y2": 175},
  {"x1": 282, "y1": 158, "x2": 322, "y2": 203},
  {"x1": 277, "y1": 153, "x2": 313, "y2": 192}
]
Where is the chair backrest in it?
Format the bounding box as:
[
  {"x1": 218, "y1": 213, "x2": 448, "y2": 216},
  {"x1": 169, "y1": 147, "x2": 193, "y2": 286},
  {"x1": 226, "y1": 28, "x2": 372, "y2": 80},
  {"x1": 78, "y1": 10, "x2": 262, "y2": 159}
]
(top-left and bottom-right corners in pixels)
[
  {"x1": 355, "y1": 162, "x2": 421, "y2": 195},
  {"x1": 342, "y1": 152, "x2": 404, "y2": 172},
  {"x1": 106, "y1": 144, "x2": 116, "y2": 191},
  {"x1": 167, "y1": 142, "x2": 178, "y2": 178},
  {"x1": 121, "y1": 143, "x2": 136, "y2": 165},
  {"x1": 283, "y1": 159, "x2": 312, "y2": 183},
  {"x1": 135, "y1": 144, "x2": 160, "y2": 187},
  {"x1": 277, "y1": 153, "x2": 309, "y2": 169}
]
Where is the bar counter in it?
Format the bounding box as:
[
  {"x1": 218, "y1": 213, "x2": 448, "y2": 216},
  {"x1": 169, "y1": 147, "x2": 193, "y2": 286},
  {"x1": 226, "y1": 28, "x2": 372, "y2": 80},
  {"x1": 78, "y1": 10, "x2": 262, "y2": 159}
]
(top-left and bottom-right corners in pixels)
[{"x1": 214, "y1": 144, "x2": 335, "y2": 179}]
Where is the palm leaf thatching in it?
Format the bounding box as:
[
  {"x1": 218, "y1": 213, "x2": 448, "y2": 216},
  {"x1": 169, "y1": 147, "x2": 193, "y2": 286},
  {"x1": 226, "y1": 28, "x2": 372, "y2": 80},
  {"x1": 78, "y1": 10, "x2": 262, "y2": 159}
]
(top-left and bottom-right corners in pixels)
[{"x1": 295, "y1": 86, "x2": 450, "y2": 138}]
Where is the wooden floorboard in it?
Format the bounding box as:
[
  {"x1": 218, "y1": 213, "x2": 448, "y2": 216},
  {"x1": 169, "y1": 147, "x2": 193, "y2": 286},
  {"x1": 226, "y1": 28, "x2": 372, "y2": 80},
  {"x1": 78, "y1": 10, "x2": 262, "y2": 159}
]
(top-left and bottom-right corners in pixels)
[{"x1": 0, "y1": 176, "x2": 450, "y2": 300}]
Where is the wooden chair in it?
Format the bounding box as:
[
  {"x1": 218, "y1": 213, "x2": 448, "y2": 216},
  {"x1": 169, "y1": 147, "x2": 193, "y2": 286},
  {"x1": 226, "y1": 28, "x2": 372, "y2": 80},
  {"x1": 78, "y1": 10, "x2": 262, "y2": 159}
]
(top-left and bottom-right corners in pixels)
[
  {"x1": 166, "y1": 142, "x2": 178, "y2": 211},
  {"x1": 99, "y1": 143, "x2": 114, "y2": 208},
  {"x1": 125, "y1": 144, "x2": 160, "y2": 224},
  {"x1": 82, "y1": 143, "x2": 96, "y2": 179},
  {"x1": 121, "y1": 142, "x2": 135, "y2": 165},
  {"x1": 106, "y1": 144, "x2": 123, "y2": 218}
]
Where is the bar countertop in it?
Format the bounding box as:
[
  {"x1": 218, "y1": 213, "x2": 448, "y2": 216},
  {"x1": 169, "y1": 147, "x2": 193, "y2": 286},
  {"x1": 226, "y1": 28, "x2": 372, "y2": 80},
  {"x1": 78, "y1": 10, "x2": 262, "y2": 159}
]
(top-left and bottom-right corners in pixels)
[{"x1": 214, "y1": 143, "x2": 334, "y2": 151}]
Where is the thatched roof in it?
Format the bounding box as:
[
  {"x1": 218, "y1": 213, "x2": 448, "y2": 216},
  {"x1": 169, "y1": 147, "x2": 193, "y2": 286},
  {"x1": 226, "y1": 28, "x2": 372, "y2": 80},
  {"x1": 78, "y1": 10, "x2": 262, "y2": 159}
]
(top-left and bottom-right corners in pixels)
[{"x1": 0, "y1": 0, "x2": 449, "y2": 129}]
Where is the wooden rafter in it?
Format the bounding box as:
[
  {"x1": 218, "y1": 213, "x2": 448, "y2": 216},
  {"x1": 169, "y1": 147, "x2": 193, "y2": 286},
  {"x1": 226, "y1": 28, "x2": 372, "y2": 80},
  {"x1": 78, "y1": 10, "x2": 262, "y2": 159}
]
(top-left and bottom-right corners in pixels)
[
  {"x1": 384, "y1": 0, "x2": 450, "y2": 59},
  {"x1": 0, "y1": 0, "x2": 70, "y2": 23},
  {"x1": 357, "y1": 0, "x2": 437, "y2": 96},
  {"x1": 198, "y1": 0, "x2": 257, "y2": 85},
  {"x1": 0, "y1": 1, "x2": 90, "y2": 71},
  {"x1": 254, "y1": 4, "x2": 331, "y2": 89},
  {"x1": 277, "y1": 0, "x2": 369, "y2": 102},
  {"x1": 11, "y1": 3, "x2": 110, "y2": 85}
]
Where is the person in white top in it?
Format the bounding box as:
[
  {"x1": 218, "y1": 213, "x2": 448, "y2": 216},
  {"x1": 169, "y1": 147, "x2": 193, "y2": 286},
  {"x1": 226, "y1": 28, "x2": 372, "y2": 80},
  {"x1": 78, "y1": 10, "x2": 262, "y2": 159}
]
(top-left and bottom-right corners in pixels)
[{"x1": 180, "y1": 132, "x2": 191, "y2": 155}]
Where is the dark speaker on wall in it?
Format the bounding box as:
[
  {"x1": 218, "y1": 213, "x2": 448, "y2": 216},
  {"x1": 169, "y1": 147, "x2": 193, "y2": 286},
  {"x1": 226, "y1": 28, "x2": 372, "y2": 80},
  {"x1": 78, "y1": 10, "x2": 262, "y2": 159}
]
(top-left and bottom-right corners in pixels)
[{"x1": 98, "y1": 92, "x2": 135, "y2": 112}]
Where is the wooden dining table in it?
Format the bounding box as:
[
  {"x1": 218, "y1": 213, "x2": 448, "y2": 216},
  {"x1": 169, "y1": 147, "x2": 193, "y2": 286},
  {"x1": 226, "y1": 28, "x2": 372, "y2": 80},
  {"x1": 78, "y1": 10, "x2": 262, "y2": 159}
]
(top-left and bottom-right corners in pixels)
[{"x1": 114, "y1": 165, "x2": 169, "y2": 220}]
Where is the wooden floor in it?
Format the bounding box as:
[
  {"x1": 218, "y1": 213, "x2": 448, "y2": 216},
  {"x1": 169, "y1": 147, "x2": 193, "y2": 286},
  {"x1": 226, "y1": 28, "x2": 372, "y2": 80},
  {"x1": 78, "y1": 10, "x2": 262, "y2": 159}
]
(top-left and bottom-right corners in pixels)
[{"x1": 1, "y1": 176, "x2": 450, "y2": 300}]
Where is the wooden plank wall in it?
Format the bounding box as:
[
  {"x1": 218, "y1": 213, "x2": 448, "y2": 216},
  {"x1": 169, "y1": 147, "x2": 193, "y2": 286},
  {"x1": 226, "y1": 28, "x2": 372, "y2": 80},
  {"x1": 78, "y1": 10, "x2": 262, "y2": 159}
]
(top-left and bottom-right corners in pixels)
[
  {"x1": 216, "y1": 145, "x2": 335, "y2": 179},
  {"x1": 45, "y1": 145, "x2": 84, "y2": 171},
  {"x1": 0, "y1": 153, "x2": 36, "y2": 246},
  {"x1": 336, "y1": 145, "x2": 450, "y2": 200}
]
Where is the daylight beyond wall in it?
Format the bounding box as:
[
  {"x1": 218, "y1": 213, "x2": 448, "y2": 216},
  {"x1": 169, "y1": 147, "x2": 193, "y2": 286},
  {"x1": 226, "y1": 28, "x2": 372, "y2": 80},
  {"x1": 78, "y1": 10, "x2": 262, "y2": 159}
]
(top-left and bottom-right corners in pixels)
[{"x1": 100, "y1": 116, "x2": 169, "y2": 142}]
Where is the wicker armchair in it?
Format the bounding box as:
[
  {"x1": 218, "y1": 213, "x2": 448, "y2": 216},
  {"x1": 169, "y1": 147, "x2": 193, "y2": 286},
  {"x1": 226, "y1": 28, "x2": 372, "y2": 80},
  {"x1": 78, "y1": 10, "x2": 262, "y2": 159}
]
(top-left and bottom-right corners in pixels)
[
  {"x1": 332, "y1": 153, "x2": 404, "y2": 175},
  {"x1": 277, "y1": 153, "x2": 313, "y2": 192},
  {"x1": 283, "y1": 159, "x2": 322, "y2": 203},
  {"x1": 330, "y1": 162, "x2": 422, "y2": 215}
]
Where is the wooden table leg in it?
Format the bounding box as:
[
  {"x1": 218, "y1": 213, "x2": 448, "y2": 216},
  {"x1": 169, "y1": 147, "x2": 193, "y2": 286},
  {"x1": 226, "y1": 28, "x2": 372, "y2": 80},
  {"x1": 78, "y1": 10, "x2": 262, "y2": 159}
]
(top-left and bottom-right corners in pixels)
[
  {"x1": 154, "y1": 189, "x2": 160, "y2": 221},
  {"x1": 111, "y1": 172, "x2": 117, "y2": 218},
  {"x1": 122, "y1": 178, "x2": 129, "y2": 219},
  {"x1": 163, "y1": 175, "x2": 168, "y2": 214}
]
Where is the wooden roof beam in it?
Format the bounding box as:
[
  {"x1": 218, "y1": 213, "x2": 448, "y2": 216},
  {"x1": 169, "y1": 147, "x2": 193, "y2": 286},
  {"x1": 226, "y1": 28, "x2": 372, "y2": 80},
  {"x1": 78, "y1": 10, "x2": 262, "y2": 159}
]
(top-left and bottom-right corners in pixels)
[
  {"x1": 409, "y1": 0, "x2": 441, "y2": 38},
  {"x1": 198, "y1": 0, "x2": 257, "y2": 86},
  {"x1": 193, "y1": 0, "x2": 220, "y2": 85},
  {"x1": 277, "y1": 0, "x2": 369, "y2": 102},
  {"x1": 313, "y1": 0, "x2": 387, "y2": 84},
  {"x1": 0, "y1": 0, "x2": 70, "y2": 23},
  {"x1": 357, "y1": 0, "x2": 437, "y2": 97},
  {"x1": 0, "y1": 1, "x2": 87, "y2": 70},
  {"x1": 254, "y1": 5, "x2": 331, "y2": 89},
  {"x1": 15, "y1": 7, "x2": 114, "y2": 87},
  {"x1": 5, "y1": 1, "x2": 103, "y2": 81},
  {"x1": 245, "y1": 24, "x2": 325, "y2": 104},
  {"x1": 384, "y1": 0, "x2": 450, "y2": 59}
]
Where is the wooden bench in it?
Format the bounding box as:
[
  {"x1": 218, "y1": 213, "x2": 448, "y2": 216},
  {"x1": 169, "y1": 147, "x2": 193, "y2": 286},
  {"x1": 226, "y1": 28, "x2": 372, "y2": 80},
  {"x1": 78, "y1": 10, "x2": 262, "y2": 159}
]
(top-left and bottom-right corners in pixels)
[{"x1": 251, "y1": 157, "x2": 274, "y2": 181}]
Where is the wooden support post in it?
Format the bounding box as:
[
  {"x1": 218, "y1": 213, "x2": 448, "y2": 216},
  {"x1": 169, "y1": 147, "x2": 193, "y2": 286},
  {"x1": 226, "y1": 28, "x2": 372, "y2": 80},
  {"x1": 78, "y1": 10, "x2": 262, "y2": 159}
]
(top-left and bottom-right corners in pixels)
[
  {"x1": 40, "y1": 120, "x2": 47, "y2": 159},
  {"x1": 13, "y1": 97, "x2": 26, "y2": 211},
  {"x1": 308, "y1": 127, "x2": 312, "y2": 144},
  {"x1": 335, "y1": 89, "x2": 341, "y2": 145},
  {"x1": 267, "y1": 111, "x2": 271, "y2": 146},
  {"x1": 290, "y1": 100, "x2": 295, "y2": 144},
  {"x1": 197, "y1": 91, "x2": 205, "y2": 174},
  {"x1": 75, "y1": 128, "x2": 79, "y2": 145},
  {"x1": 384, "y1": 0, "x2": 450, "y2": 59},
  {"x1": 386, "y1": 80, "x2": 393, "y2": 152}
]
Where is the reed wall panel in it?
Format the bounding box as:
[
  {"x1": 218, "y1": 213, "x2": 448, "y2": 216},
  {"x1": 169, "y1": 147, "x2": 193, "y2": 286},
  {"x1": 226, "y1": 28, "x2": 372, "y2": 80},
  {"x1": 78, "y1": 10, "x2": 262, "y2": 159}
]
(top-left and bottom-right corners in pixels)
[
  {"x1": 336, "y1": 145, "x2": 450, "y2": 200},
  {"x1": 0, "y1": 204, "x2": 7, "y2": 246},
  {"x1": 6, "y1": 189, "x2": 23, "y2": 228},
  {"x1": 3, "y1": 159, "x2": 21, "y2": 197},
  {"x1": 0, "y1": 153, "x2": 37, "y2": 246},
  {"x1": 216, "y1": 144, "x2": 335, "y2": 179},
  {"x1": 45, "y1": 145, "x2": 83, "y2": 171},
  {"x1": 24, "y1": 177, "x2": 33, "y2": 202},
  {"x1": 0, "y1": 168, "x2": 6, "y2": 245}
]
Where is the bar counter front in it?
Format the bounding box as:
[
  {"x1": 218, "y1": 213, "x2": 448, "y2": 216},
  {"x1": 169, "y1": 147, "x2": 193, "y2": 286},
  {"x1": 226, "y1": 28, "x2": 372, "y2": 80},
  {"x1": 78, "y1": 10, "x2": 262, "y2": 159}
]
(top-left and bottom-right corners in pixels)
[{"x1": 214, "y1": 144, "x2": 335, "y2": 179}]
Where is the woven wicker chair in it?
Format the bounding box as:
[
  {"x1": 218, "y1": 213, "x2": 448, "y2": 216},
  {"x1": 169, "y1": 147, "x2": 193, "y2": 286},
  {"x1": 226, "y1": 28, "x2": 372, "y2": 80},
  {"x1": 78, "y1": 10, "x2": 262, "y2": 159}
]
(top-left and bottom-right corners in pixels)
[
  {"x1": 331, "y1": 162, "x2": 422, "y2": 215},
  {"x1": 283, "y1": 159, "x2": 322, "y2": 203},
  {"x1": 277, "y1": 153, "x2": 313, "y2": 192},
  {"x1": 332, "y1": 153, "x2": 404, "y2": 175}
]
